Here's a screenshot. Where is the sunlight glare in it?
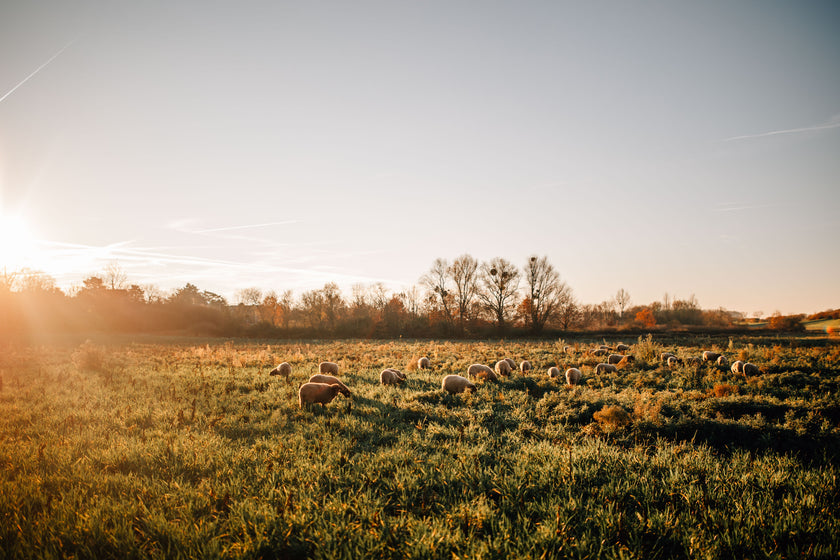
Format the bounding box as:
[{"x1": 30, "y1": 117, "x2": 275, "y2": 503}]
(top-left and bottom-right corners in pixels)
[{"x1": 0, "y1": 213, "x2": 37, "y2": 270}]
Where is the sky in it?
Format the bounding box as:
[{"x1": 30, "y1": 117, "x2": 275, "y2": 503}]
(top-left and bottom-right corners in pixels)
[{"x1": 1, "y1": 0, "x2": 838, "y2": 315}]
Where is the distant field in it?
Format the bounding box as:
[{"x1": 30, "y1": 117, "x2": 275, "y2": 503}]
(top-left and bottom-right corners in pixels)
[
  {"x1": 1, "y1": 335, "x2": 839, "y2": 559},
  {"x1": 804, "y1": 318, "x2": 840, "y2": 332}
]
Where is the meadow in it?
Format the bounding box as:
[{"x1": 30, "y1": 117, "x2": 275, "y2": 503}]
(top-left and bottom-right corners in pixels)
[{"x1": 1, "y1": 334, "x2": 839, "y2": 559}]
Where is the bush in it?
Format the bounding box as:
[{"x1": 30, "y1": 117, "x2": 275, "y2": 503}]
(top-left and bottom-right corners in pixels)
[
  {"x1": 71, "y1": 340, "x2": 108, "y2": 372},
  {"x1": 592, "y1": 405, "x2": 631, "y2": 431}
]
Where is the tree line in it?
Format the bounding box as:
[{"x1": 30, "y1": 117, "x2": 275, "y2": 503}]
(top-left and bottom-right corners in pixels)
[{"x1": 0, "y1": 254, "x2": 811, "y2": 339}]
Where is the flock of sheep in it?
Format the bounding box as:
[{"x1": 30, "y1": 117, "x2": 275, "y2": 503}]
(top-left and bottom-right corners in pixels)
[{"x1": 270, "y1": 344, "x2": 763, "y2": 409}]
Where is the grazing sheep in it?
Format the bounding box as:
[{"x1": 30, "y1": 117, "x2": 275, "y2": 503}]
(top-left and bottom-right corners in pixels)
[
  {"x1": 599, "y1": 345, "x2": 612, "y2": 350},
  {"x1": 269, "y1": 362, "x2": 291, "y2": 381},
  {"x1": 667, "y1": 356, "x2": 679, "y2": 368},
  {"x1": 716, "y1": 355, "x2": 729, "y2": 367},
  {"x1": 298, "y1": 382, "x2": 342, "y2": 409},
  {"x1": 495, "y1": 359, "x2": 513, "y2": 377},
  {"x1": 307, "y1": 374, "x2": 352, "y2": 397},
  {"x1": 590, "y1": 348, "x2": 609, "y2": 357},
  {"x1": 520, "y1": 360, "x2": 532, "y2": 373},
  {"x1": 616, "y1": 344, "x2": 631, "y2": 353},
  {"x1": 702, "y1": 351, "x2": 722, "y2": 363},
  {"x1": 547, "y1": 366, "x2": 562, "y2": 379},
  {"x1": 442, "y1": 374, "x2": 476, "y2": 394},
  {"x1": 562, "y1": 345, "x2": 572, "y2": 354},
  {"x1": 565, "y1": 367, "x2": 582, "y2": 386},
  {"x1": 417, "y1": 357, "x2": 431, "y2": 370},
  {"x1": 731, "y1": 361, "x2": 745, "y2": 374},
  {"x1": 594, "y1": 363, "x2": 618, "y2": 374},
  {"x1": 660, "y1": 352, "x2": 677, "y2": 362},
  {"x1": 743, "y1": 362, "x2": 760, "y2": 376},
  {"x1": 319, "y1": 361, "x2": 339, "y2": 375},
  {"x1": 607, "y1": 354, "x2": 625, "y2": 365},
  {"x1": 468, "y1": 364, "x2": 499, "y2": 382},
  {"x1": 504, "y1": 358, "x2": 517, "y2": 370},
  {"x1": 380, "y1": 369, "x2": 406, "y2": 385}
]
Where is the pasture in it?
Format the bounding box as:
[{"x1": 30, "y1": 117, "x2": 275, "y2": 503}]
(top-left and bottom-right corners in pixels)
[{"x1": 1, "y1": 335, "x2": 839, "y2": 559}]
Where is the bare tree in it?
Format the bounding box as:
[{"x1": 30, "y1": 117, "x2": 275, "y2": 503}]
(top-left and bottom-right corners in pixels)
[
  {"x1": 420, "y1": 258, "x2": 454, "y2": 332},
  {"x1": 448, "y1": 254, "x2": 479, "y2": 334},
  {"x1": 103, "y1": 261, "x2": 128, "y2": 290},
  {"x1": 522, "y1": 255, "x2": 573, "y2": 334},
  {"x1": 236, "y1": 287, "x2": 263, "y2": 306},
  {"x1": 478, "y1": 257, "x2": 520, "y2": 333},
  {"x1": 615, "y1": 288, "x2": 631, "y2": 318}
]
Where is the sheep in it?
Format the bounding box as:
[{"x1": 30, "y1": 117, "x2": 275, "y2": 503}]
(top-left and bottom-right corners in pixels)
[
  {"x1": 702, "y1": 351, "x2": 722, "y2": 363},
  {"x1": 590, "y1": 348, "x2": 609, "y2": 357},
  {"x1": 307, "y1": 374, "x2": 352, "y2": 397},
  {"x1": 667, "y1": 356, "x2": 679, "y2": 368},
  {"x1": 468, "y1": 364, "x2": 499, "y2": 382},
  {"x1": 565, "y1": 367, "x2": 582, "y2": 386},
  {"x1": 380, "y1": 368, "x2": 406, "y2": 385},
  {"x1": 594, "y1": 363, "x2": 618, "y2": 374},
  {"x1": 269, "y1": 362, "x2": 291, "y2": 381},
  {"x1": 520, "y1": 360, "x2": 532, "y2": 373},
  {"x1": 616, "y1": 343, "x2": 631, "y2": 353},
  {"x1": 298, "y1": 382, "x2": 343, "y2": 409},
  {"x1": 716, "y1": 355, "x2": 729, "y2": 367},
  {"x1": 442, "y1": 374, "x2": 476, "y2": 394},
  {"x1": 607, "y1": 354, "x2": 626, "y2": 365},
  {"x1": 495, "y1": 359, "x2": 513, "y2": 377},
  {"x1": 547, "y1": 366, "x2": 562, "y2": 379},
  {"x1": 319, "y1": 361, "x2": 339, "y2": 375},
  {"x1": 417, "y1": 357, "x2": 431, "y2": 370},
  {"x1": 504, "y1": 358, "x2": 517, "y2": 370},
  {"x1": 731, "y1": 360, "x2": 745, "y2": 374},
  {"x1": 599, "y1": 345, "x2": 612, "y2": 351},
  {"x1": 660, "y1": 352, "x2": 677, "y2": 362},
  {"x1": 743, "y1": 362, "x2": 760, "y2": 376},
  {"x1": 562, "y1": 345, "x2": 572, "y2": 354}
]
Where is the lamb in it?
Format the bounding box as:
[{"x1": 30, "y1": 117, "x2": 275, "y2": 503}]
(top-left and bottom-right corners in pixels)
[
  {"x1": 380, "y1": 368, "x2": 406, "y2": 385},
  {"x1": 468, "y1": 364, "x2": 499, "y2": 382},
  {"x1": 547, "y1": 366, "x2": 562, "y2": 379},
  {"x1": 319, "y1": 361, "x2": 339, "y2": 375},
  {"x1": 716, "y1": 355, "x2": 729, "y2": 367},
  {"x1": 594, "y1": 363, "x2": 618, "y2": 374},
  {"x1": 504, "y1": 358, "x2": 517, "y2": 370},
  {"x1": 417, "y1": 357, "x2": 431, "y2": 370},
  {"x1": 269, "y1": 362, "x2": 292, "y2": 381},
  {"x1": 731, "y1": 360, "x2": 745, "y2": 374},
  {"x1": 520, "y1": 360, "x2": 532, "y2": 373},
  {"x1": 742, "y1": 362, "x2": 760, "y2": 376},
  {"x1": 494, "y1": 359, "x2": 513, "y2": 377},
  {"x1": 298, "y1": 382, "x2": 342, "y2": 409},
  {"x1": 307, "y1": 374, "x2": 352, "y2": 397},
  {"x1": 616, "y1": 344, "x2": 631, "y2": 353},
  {"x1": 442, "y1": 374, "x2": 476, "y2": 394},
  {"x1": 702, "y1": 351, "x2": 722, "y2": 363},
  {"x1": 565, "y1": 367, "x2": 582, "y2": 386}
]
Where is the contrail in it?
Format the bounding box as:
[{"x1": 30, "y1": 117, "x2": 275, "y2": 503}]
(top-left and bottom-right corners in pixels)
[
  {"x1": 191, "y1": 220, "x2": 298, "y2": 233},
  {"x1": 723, "y1": 118, "x2": 840, "y2": 142},
  {"x1": 0, "y1": 39, "x2": 76, "y2": 104}
]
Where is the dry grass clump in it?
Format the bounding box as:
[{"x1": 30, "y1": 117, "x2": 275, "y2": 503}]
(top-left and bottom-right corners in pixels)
[
  {"x1": 71, "y1": 340, "x2": 108, "y2": 372},
  {"x1": 592, "y1": 405, "x2": 632, "y2": 431},
  {"x1": 633, "y1": 395, "x2": 662, "y2": 423},
  {"x1": 710, "y1": 383, "x2": 739, "y2": 398}
]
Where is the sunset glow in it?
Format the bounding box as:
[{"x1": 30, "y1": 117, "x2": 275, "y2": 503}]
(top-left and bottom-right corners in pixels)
[{"x1": 0, "y1": 212, "x2": 37, "y2": 271}]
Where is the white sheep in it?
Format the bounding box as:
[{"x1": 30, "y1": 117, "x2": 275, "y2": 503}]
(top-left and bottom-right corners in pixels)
[
  {"x1": 743, "y1": 362, "x2": 760, "y2": 376},
  {"x1": 504, "y1": 358, "x2": 517, "y2": 370},
  {"x1": 590, "y1": 349, "x2": 609, "y2": 357},
  {"x1": 731, "y1": 360, "x2": 745, "y2": 374},
  {"x1": 495, "y1": 360, "x2": 513, "y2": 377},
  {"x1": 319, "y1": 361, "x2": 339, "y2": 375},
  {"x1": 468, "y1": 364, "x2": 499, "y2": 382},
  {"x1": 417, "y1": 357, "x2": 431, "y2": 369},
  {"x1": 307, "y1": 374, "x2": 352, "y2": 397},
  {"x1": 565, "y1": 367, "x2": 582, "y2": 386},
  {"x1": 380, "y1": 368, "x2": 406, "y2": 385},
  {"x1": 594, "y1": 363, "x2": 618, "y2": 374},
  {"x1": 298, "y1": 382, "x2": 343, "y2": 409},
  {"x1": 616, "y1": 344, "x2": 631, "y2": 353},
  {"x1": 660, "y1": 352, "x2": 677, "y2": 362},
  {"x1": 607, "y1": 354, "x2": 625, "y2": 365},
  {"x1": 547, "y1": 366, "x2": 562, "y2": 379},
  {"x1": 667, "y1": 356, "x2": 679, "y2": 368},
  {"x1": 442, "y1": 374, "x2": 476, "y2": 394},
  {"x1": 520, "y1": 360, "x2": 532, "y2": 373},
  {"x1": 702, "y1": 351, "x2": 722, "y2": 363},
  {"x1": 269, "y1": 362, "x2": 291, "y2": 381},
  {"x1": 716, "y1": 355, "x2": 729, "y2": 367}
]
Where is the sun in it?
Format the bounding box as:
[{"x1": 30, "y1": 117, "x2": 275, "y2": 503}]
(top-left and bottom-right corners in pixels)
[{"x1": 0, "y1": 213, "x2": 37, "y2": 271}]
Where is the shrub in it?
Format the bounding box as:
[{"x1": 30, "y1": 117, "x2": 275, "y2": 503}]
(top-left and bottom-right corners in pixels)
[
  {"x1": 592, "y1": 405, "x2": 631, "y2": 431},
  {"x1": 71, "y1": 340, "x2": 108, "y2": 372},
  {"x1": 710, "y1": 383, "x2": 739, "y2": 398}
]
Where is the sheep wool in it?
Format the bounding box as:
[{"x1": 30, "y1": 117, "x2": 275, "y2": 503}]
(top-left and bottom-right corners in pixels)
[
  {"x1": 380, "y1": 369, "x2": 405, "y2": 385},
  {"x1": 565, "y1": 367, "x2": 582, "y2": 386},
  {"x1": 299, "y1": 382, "x2": 342, "y2": 408},
  {"x1": 417, "y1": 357, "x2": 431, "y2": 369},
  {"x1": 495, "y1": 360, "x2": 513, "y2": 377},
  {"x1": 520, "y1": 360, "x2": 533, "y2": 373},
  {"x1": 594, "y1": 363, "x2": 617, "y2": 374},
  {"x1": 442, "y1": 375, "x2": 476, "y2": 394},
  {"x1": 308, "y1": 374, "x2": 352, "y2": 397},
  {"x1": 319, "y1": 361, "x2": 340, "y2": 375},
  {"x1": 468, "y1": 364, "x2": 498, "y2": 382},
  {"x1": 547, "y1": 366, "x2": 562, "y2": 379},
  {"x1": 702, "y1": 351, "x2": 722, "y2": 363},
  {"x1": 269, "y1": 362, "x2": 291, "y2": 379},
  {"x1": 731, "y1": 361, "x2": 745, "y2": 374},
  {"x1": 743, "y1": 362, "x2": 760, "y2": 376}
]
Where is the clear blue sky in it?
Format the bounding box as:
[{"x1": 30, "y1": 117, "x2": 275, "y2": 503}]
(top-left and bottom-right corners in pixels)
[{"x1": 1, "y1": 1, "x2": 838, "y2": 315}]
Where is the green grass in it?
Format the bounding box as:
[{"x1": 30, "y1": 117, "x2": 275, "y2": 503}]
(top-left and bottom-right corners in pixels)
[
  {"x1": 803, "y1": 318, "x2": 840, "y2": 332},
  {"x1": 1, "y1": 336, "x2": 839, "y2": 558}
]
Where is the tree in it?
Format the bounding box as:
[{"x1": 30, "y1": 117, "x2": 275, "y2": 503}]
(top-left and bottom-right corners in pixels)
[
  {"x1": 448, "y1": 254, "x2": 479, "y2": 335},
  {"x1": 420, "y1": 258, "x2": 454, "y2": 333},
  {"x1": 615, "y1": 288, "x2": 631, "y2": 318},
  {"x1": 635, "y1": 308, "x2": 656, "y2": 329},
  {"x1": 236, "y1": 287, "x2": 263, "y2": 306},
  {"x1": 522, "y1": 255, "x2": 573, "y2": 334},
  {"x1": 102, "y1": 262, "x2": 128, "y2": 291},
  {"x1": 478, "y1": 257, "x2": 520, "y2": 333}
]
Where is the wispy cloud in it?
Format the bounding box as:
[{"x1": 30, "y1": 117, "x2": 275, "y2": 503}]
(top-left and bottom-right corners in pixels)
[
  {"x1": 0, "y1": 39, "x2": 77, "y2": 104},
  {"x1": 723, "y1": 114, "x2": 840, "y2": 142},
  {"x1": 189, "y1": 220, "x2": 298, "y2": 234}
]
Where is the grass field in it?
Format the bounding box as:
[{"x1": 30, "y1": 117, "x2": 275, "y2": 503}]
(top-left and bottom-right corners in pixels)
[{"x1": 1, "y1": 335, "x2": 839, "y2": 559}]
